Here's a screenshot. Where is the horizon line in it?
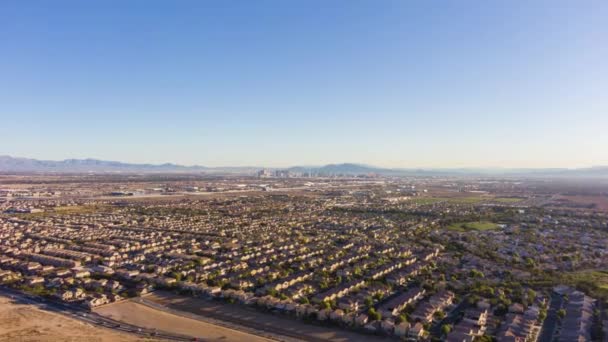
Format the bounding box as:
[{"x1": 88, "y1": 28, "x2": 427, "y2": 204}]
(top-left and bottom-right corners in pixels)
[{"x1": 1, "y1": 155, "x2": 604, "y2": 171}]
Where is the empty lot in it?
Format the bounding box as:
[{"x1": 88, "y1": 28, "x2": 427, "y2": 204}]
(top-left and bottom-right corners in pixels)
[{"x1": 0, "y1": 295, "x2": 138, "y2": 342}]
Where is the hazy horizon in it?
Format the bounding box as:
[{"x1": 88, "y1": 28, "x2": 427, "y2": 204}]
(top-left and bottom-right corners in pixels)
[
  {"x1": 2, "y1": 1, "x2": 607, "y2": 168},
  {"x1": 3, "y1": 154, "x2": 608, "y2": 171}
]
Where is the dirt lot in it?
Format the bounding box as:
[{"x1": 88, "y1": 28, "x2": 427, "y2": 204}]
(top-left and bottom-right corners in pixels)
[
  {"x1": 0, "y1": 296, "x2": 139, "y2": 342},
  {"x1": 95, "y1": 299, "x2": 273, "y2": 342},
  {"x1": 552, "y1": 195, "x2": 608, "y2": 211},
  {"x1": 139, "y1": 291, "x2": 389, "y2": 342}
]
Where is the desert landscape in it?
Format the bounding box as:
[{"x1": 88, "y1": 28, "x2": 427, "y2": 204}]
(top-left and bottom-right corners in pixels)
[
  {"x1": 95, "y1": 299, "x2": 274, "y2": 342},
  {"x1": 0, "y1": 295, "x2": 139, "y2": 342}
]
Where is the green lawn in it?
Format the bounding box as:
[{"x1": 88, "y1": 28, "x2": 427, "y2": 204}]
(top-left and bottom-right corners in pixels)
[
  {"x1": 18, "y1": 204, "x2": 110, "y2": 218},
  {"x1": 410, "y1": 197, "x2": 485, "y2": 205},
  {"x1": 410, "y1": 198, "x2": 443, "y2": 205},
  {"x1": 446, "y1": 197, "x2": 485, "y2": 204},
  {"x1": 447, "y1": 221, "x2": 499, "y2": 232},
  {"x1": 494, "y1": 197, "x2": 524, "y2": 203}
]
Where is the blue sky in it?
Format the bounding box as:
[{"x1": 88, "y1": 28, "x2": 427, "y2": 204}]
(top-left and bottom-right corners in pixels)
[{"x1": 1, "y1": 1, "x2": 606, "y2": 168}]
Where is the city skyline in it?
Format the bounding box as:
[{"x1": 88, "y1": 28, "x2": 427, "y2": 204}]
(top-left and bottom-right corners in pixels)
[{"x1": 1, "y1": 1, "x2": 607, "y2": 168}]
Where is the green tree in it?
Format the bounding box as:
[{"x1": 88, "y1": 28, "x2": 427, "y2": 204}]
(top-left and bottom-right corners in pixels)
[
  {"x1": 526, "y1": 288, "x2": 537, "y2": 302},
  {"x1": 441, "y1": 324, "x2": 452, "y2": 336},
  {"x1": 538, "y1": 309, "x2": 547, "y2": 321},
  {"x1": 525, "y1": 257, "x2": 536, "y2": 269},
  {"x1": 368, "y1": 308, "x2": 381, "y2": 321},
  {"x1": 172, "y1": 272, "x2": 183, "y2": 281},
  {"x1": 321, "y1": 301, "x2": 331, "y2": 310},
  {"x1": 396, "y1": 314, "x2": 408, "y2": 324}
]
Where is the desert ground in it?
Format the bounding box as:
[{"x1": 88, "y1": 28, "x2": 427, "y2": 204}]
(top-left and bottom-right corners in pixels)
[
  {"x1": 0, "y1": 296, "x2": 140, "y2": 342},
  {"x1": 95, "y1": 299, "x2": 274, "y2": 342},
  {"x1": 135, "y1": 292, "x2": 388, "y2": 342}
]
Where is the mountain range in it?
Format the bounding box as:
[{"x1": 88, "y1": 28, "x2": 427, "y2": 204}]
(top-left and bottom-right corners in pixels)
[
  {"x1": 291, "y1": 163, "x2": 608, "y2": 177},
  {"x1": 0, "y1": 156, "x2": 256, "y2": 174},
  {"x1": 1, "y1": 155, "x2": 607, "y2": 178}
]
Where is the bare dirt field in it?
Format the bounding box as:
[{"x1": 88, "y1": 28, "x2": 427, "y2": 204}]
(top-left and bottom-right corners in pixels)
[
  {"x1": 552, "y1": 195, "x2": 608, "y2": 211},
  {"x1": 0, "y1": 296, "x2": 139, "y2": 342},
  {"x1": 95, "y1": 299, "x2": 274, "y2": 342},
  {"x1": 138, "y1": 291, "x2": 389, "y2": 342}
]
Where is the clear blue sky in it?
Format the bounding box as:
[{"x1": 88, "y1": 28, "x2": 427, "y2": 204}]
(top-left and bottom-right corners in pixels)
[{"x1": 1, "y1": 1, "x2": 606, "y2": 168}]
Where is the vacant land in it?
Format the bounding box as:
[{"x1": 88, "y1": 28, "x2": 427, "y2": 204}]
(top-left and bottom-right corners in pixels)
[
  {"x1": 447, "y1": 221, "x2": 499, "y2": 232},
  {"x1": 0, "y1": 296, "x2": 139, "y2": 342},
  {"x1": 552, "y1": 195, "x2": 608, "y2": 211},
  {"x1": 95, "y1": 299, "x2": 274, "y2": 342},
  {"x1": 138, "y1": 291, "x2": 389, "y2": 342}
]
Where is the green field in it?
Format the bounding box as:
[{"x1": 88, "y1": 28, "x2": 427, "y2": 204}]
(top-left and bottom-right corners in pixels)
[
  {"x1": 447, "y1": 221, "x2": 499, "y2": 232},
  {"x1": 16, "y1": 204, "x2": 110, "y2": 218},
  {"x1": 54, "y1": 204, "x2": 110, "y2": 214},
  {"x1": 410, "y1": 197, "x2": 485, "y2": 205},
  {"x1": 410, "y1": 198, "x2": 443, "y2": 205},
  {"x1": 559, "y1": 270, "x2": 608, "y2": 300},
  {"x1": 494, "y1": 197, "x2": 524, "y2": 203},
  {"x1": 446, "y1": 197, "x2": 485, "y2": 204}
]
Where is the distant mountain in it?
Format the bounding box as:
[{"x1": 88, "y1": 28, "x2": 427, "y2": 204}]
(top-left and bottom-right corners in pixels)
[
  {"x1": 288, "y1": 163, "x2": 393, "y2": 176},
  {"x1": 2, "y1": 156, "x2": 608, "y2": 178},
  {"x1": 0, "y1": 156, "x2": 254, "y2": 174},
  {"x1": 287, "y1": 163, "x2": 461, "y2": 176},
  {"x1": 287, "y1": 163, "x2": 608, "y2": 178}
]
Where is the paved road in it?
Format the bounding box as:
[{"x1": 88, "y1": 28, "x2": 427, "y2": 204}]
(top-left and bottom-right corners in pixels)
[
  {"x1": 0, "y1": 286, "x2": 195, "y2": 341},
  {"x1": 538, "y1": 293, "x2": 562, "y2": 342}
]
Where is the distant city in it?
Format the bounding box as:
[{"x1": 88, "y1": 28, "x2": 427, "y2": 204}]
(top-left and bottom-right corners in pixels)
[{"x1": 2, "y1": 156, "x2": 608, "y2": 178}]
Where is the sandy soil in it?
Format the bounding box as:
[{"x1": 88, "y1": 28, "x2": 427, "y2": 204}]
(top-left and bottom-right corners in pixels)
[
  {"x1": 557, "y1": 195, "x2": 608, "y2": 211},
  {"x1": 0, "y1": 296, "x2": 140, "y2": 342},
  {"x1": 95, "y1": 300, "x2": 273, "y2": 342},
  {"x1": 140, "y1": 292, "x2": 389, "y2": 342}
]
